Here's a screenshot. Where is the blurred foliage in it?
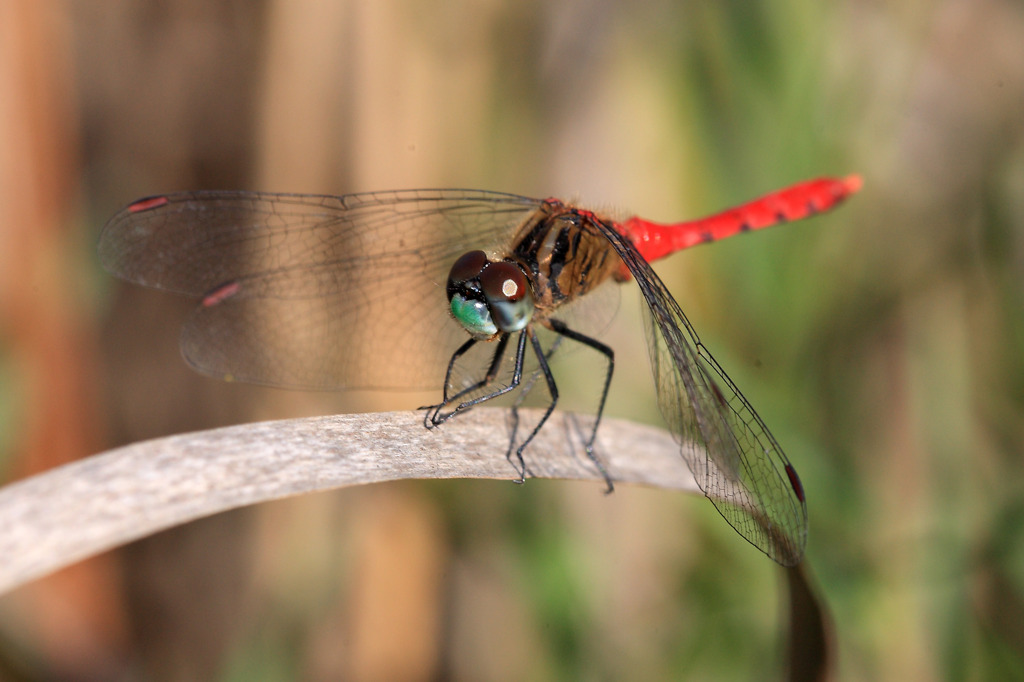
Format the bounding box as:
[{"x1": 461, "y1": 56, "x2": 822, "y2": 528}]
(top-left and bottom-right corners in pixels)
[{"x1": 1, "y1": 0, "x2": 1023, "y2": 680}]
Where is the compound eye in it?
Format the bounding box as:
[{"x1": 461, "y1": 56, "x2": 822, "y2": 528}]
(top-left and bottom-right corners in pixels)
[
  {"x1": 480, "y1": 262, "x2": 528, "y2": 302},
  {"x1": 447, "y1": 250, "x2": 497, "y2": 338},
  {"x1": 448, "y1": 250, "x2": 488, "y2": 286},
  {"x1": 449, "y1": 295, "x2": 497, "y2": 338},
  {"x1": 480, "y1": 262, "x2": 534, "y2": 332}
]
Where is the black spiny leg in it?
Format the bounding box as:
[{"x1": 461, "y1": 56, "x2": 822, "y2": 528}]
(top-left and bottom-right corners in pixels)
[
  {"x1": 505, "y1": 334, "x2": 565, "y2": 479},
  {"x1": 424, "y1": 320, "x2": 615, "y2": 491},
  {"x1": 423, "y1": 336, "x2": 474, "y2": 427},
  {"x1": 423, "y1": 330, "x2": 528, "y2": 428},
  {"x1": 422, "y1": 333, "x2": 508, "y2": 428},
  {"x1": 548, "y1": 318, "x2": 615, "y2": 492},
  {"x1": 507, "y1": 327, "x2": 561, "y2": 483}
]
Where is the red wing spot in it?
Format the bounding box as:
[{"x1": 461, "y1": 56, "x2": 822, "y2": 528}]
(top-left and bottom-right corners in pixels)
[
  {"x1": 202, "y1": 280, "x2": 241, "y2": 307},
  {"x1": 700, "y1": 231, "x2": 714, "y2": 243},
  {"x1": 709, "y1": 379, "x2": 729, "y2": 409},
  {"x1": 784, "y1": 464, "x2": 805, "y2": 503},
  {"x1": 128, "y1": 195, "x2": 170, "y2": 213}
]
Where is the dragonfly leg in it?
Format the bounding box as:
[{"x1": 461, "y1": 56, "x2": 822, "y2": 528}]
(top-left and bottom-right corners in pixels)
[
  {"x1": 422, "y1": 334, "x2": 508, "y2": 428},
  {"x1": 423, "y1": 331, "x2": 526, "y2": 428},
  {"x1": 504, "y1": 333, "x2": 565, "y2": 482},
  {"x1": 547, "y1": 318, "x2": 615, "y2": 493},
  {"x1": 506, "y1": 327, "x2": 560, "y2": 483},
  {"x1": 422, "y1": 336, "x2": 475, "y2": 428}
]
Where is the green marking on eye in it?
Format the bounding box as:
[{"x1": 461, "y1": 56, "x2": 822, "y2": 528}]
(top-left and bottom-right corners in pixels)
[{"x1": 451, "y1": 295, "x2": 497, "y2": 337}]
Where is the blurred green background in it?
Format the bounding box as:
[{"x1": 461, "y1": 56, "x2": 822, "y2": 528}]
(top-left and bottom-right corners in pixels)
[{"x1": 2, "y1": 0, "x2": 1023, "y2": 679}]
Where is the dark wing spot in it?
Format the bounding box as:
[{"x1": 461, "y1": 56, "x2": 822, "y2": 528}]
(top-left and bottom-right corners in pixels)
[
  {"x1": 784, "y1": 463, "x2": 805, "y2": 503},
  {"x1": 709, "y1": 378, "x2": 729, "y2": 408},
  {"x1": 128, "y1": 195, "x2": 170, "y2": 213},
  {"x1": 202, "y1": 280, "x2": 241, "y2": 307}
]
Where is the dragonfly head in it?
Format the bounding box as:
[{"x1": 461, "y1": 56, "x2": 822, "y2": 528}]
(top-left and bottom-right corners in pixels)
[{"x1": 446, "y1": 250, "x2": 535, "y2": 339}]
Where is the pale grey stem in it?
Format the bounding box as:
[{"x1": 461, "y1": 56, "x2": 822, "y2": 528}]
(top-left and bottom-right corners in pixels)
[{"x1": 0, "y1": 408, "x2": 697, "y2": 595}]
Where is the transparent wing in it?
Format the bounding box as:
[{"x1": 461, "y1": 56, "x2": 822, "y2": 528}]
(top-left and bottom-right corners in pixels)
[
  {"x1": 99, "y1": 189, "x2": 543, "y2": 390},
  {"x1": 591, "y1": 218, "x2": 808, "y2": 566}
]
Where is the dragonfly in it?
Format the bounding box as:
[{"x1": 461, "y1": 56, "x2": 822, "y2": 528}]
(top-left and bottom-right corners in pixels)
[{"x1": 99, "y1": 175, "x2": 861, "y2": 566}]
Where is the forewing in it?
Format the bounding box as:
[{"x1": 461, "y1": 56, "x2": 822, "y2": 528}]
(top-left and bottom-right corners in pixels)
[
  {"x1": 590, "y1": 218, "x2": 808, "y2": 566},
  {"x1": 99, "y1": 189, "x2": 542, "y2": 389}
]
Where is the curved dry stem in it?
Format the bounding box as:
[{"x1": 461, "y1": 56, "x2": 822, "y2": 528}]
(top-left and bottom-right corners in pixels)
[{"x1": 0, "y1": 408, "x2": 696, "y2": 595}]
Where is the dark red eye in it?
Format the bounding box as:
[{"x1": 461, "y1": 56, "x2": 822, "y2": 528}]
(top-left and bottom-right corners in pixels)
[
  {"x1": 448, "y1": 250, "x2": 489, "y2": 284},
  {"x1": 480, "y1": 261, "x2": 528, "y2": 302},
  {"x1": 478, "y1": 261, "x2": 534, "y2": 332}
]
